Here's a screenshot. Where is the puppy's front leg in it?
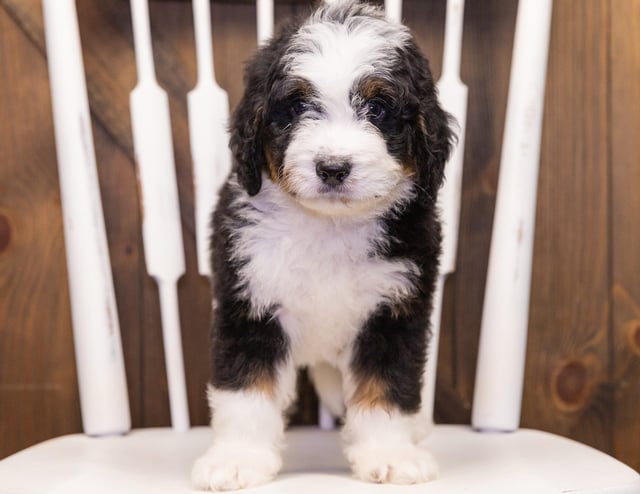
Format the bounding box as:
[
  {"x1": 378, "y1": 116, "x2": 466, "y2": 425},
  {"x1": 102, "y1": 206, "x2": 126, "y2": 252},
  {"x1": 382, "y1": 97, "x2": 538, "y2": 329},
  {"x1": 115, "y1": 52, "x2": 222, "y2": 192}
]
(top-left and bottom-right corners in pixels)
[
  {"x1": 343, "y1": 306, "x2": 438, "y2": 485},
  {"x1": 192, "y1": 307, "x2": 295, "y2": 491}
]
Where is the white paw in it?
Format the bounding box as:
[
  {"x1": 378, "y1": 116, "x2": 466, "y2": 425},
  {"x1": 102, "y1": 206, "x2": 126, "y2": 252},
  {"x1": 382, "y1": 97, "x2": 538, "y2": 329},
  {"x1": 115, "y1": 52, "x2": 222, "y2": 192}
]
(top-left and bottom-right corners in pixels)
[
  {"x1": 191, "y1": 443, "x2": 281, "y2": 491},
  {"x1": 346, "y1": 442, "x2": 439, "y2": 484}
]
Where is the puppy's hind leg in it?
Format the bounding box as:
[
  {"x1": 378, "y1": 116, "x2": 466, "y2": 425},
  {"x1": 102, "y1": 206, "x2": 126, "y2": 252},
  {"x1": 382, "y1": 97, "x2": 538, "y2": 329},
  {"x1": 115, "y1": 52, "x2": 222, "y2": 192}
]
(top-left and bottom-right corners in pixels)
[
  {"x1": 308, "y1": 362, "x2": 346, "y2": 418},
  {"x1": 192, "y1": 308, "x2": 296, "y2": 491}
]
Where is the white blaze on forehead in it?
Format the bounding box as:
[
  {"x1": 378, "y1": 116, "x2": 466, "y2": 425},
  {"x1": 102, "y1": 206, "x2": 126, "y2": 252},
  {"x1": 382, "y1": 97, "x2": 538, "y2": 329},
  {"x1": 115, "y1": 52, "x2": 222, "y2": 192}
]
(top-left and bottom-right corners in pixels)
[{"x1": 284, "y1": 13, "x2": 411, "y2": 109}]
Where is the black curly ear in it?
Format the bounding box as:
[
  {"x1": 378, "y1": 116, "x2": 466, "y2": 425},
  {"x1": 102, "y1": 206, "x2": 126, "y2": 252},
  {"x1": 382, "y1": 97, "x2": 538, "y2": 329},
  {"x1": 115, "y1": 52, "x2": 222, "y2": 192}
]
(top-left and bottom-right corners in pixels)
[
  {"x1": 229, "y1": 22, "x2": 302, "y2": 196},
  {"x1": 398, "y1": 40, "x2": 455, "y2": 200},
  {"x1": 416, "y1": 102, "x2": 455, "y2": 195},
  {"x1": 229, "y1": 84, "x2": 266, "y2": 196}
]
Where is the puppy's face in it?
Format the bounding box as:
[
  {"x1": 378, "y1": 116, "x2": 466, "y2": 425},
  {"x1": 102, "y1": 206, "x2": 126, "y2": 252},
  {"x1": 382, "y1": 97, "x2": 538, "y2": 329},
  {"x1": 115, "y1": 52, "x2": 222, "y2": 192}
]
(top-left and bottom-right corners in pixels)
[{"x1": 231, "y1": 2, "x2": 452, "y2": 217}]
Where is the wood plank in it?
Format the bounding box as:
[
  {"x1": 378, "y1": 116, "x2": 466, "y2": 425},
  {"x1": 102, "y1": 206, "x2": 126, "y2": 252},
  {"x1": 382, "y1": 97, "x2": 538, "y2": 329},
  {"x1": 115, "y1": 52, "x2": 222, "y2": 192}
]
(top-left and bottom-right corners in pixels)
[
  {"x1": 0, "y1": 5, "x2": 81, "y2": 458},
  {"x1": 447, "y1": 0, "x2": 518, "y2": 416},
  {"x1": 2, "y1": 0, "x2": 231, "y2": 235},
  {"x1": 524, "y1": 0, "x2": 612, "y2": 453},
  {"x1": 91, "y1": 120, "x2": 147, "y2": 428},
  {"x1": 609, "y1": 0, "x2": 640, "y2": 472},
  {"x1": 0, "y1": 0, "x2": 150, "y2": 427}
]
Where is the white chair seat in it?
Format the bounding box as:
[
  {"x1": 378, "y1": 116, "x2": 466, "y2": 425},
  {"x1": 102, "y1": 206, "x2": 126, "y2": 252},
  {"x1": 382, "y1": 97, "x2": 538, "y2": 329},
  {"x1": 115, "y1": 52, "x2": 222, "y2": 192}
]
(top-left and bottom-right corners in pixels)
[{"x1": 1, "y1": 425, "x2": 638, "y2": 494}]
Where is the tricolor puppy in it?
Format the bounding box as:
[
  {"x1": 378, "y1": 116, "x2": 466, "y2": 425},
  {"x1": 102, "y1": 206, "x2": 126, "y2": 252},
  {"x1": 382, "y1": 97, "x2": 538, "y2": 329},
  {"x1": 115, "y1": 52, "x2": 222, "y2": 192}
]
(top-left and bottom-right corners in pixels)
[{"x1": 192, "y1": 0, "x2": 453, "y2": 490}]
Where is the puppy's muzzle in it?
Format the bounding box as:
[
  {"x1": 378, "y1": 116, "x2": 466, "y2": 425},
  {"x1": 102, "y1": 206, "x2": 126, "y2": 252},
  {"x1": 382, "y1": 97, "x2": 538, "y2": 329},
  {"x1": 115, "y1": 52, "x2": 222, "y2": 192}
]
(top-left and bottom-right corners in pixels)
[{"x1": 315, "y1": 158, "x2": 352, "y2": 188}]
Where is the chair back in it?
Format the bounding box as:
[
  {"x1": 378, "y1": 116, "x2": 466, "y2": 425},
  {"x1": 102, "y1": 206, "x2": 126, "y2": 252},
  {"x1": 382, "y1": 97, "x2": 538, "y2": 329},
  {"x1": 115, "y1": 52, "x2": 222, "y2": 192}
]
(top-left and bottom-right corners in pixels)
[{"x1": 41, "y1": 0, "x2": 553, "y2": 436}]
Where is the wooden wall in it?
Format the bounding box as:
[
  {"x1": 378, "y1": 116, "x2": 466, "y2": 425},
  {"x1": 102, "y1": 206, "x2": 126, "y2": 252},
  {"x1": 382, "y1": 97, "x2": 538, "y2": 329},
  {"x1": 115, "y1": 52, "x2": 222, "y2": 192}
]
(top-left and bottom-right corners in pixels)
[{"x1": 1, "y1": 0, "x2": 638, "y2": 470}]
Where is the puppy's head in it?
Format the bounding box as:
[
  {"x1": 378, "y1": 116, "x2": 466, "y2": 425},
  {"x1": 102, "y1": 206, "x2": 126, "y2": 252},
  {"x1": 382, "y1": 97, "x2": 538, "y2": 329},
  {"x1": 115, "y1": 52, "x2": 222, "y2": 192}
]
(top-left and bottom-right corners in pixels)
[{"x1": 230, "y1": 0, "x2": 453, "y2": 216}]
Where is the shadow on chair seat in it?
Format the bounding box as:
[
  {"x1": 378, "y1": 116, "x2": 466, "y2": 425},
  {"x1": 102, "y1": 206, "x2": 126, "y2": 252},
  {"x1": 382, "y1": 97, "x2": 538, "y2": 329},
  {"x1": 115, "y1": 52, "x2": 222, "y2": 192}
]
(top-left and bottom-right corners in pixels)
[{"x1": 1, "y1": 425, "x2": 638, "y2": 493}]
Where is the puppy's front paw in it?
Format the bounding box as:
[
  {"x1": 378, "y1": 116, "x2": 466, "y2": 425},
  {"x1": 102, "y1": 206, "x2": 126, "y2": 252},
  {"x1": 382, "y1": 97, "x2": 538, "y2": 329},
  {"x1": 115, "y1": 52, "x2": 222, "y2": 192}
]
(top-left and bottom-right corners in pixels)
[
  {"x1": 191, "y1": 443, "x2": 281, "y2": 491},
  {"x1": 346, "y1": 442, "x2": 438, "y2": 485}
]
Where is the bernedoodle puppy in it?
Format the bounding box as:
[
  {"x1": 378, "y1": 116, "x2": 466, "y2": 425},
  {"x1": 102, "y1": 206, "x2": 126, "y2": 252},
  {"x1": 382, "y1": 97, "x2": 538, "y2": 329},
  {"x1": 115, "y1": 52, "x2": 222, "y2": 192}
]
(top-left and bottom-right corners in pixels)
[{"x1": 192, "y1": 0, "x2": 454, "y2": 490}]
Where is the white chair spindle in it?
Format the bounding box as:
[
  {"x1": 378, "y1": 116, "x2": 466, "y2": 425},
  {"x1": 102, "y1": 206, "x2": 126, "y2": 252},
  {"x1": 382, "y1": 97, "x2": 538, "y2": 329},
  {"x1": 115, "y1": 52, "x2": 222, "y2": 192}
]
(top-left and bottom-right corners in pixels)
[
  {"x1": 130, "y1": 0, "x2": 190, "y2": 432},
  {"x1": 472, "y1": 0, "x2": 553, "y2": 432},
  {"x1": 257, "y1": 0, "x2": 274, "y2": 45},
  {"x1": 42, "y1": 0, "x2": 131, "y2": 437},
  {"x1": 423, "y1": 0, "x2": 468, "y2": 426},
  {"x1": 384, "y1": 0, "x2": 402, "y2": 23},
  {"x1": 189, "y1": 0, "x2": 232, "y2": 278}
]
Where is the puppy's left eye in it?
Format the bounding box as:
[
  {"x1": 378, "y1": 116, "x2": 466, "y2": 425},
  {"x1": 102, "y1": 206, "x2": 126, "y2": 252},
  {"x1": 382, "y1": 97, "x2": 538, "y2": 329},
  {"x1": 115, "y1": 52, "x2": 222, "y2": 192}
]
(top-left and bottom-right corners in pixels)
[{"x1": 365, "y1": 98, "x2": 387, "y2": 122}]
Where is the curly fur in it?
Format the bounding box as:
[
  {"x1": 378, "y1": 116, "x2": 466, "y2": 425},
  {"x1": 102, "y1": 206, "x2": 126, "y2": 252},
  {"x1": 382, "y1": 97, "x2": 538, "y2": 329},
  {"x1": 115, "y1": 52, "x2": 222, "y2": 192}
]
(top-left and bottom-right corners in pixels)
[{"x1": 194, "y1": 1, "x2": 454, "y2": 490}]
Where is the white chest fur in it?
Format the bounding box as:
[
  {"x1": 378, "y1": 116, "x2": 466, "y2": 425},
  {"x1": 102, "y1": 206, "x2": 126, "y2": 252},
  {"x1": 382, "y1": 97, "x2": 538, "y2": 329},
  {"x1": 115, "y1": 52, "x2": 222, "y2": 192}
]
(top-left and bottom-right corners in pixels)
[{"x1": 230, "y1": 183, "x2": 419, "y2": 367}]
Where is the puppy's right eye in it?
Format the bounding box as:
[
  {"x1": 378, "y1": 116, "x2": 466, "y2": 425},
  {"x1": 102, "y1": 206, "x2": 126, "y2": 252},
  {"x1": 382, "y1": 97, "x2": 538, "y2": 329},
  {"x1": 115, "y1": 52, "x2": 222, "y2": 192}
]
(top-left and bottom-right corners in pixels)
[
  {"x1": 270, "y1": 99, "x2": 314, "y2": 128},
  {"x1": 291, "y1": 99, "x2": 310, "y2": 116}
]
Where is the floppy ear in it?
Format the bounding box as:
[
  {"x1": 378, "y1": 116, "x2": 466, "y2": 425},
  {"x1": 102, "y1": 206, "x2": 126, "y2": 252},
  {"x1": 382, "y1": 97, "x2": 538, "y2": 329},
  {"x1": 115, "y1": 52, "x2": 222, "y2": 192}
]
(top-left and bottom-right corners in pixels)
[
  {"x1": 415, "y1": 100, "x2": 454, "y2": 195},
  {"x1": 229, "y1": 57, "x2": 269, "y2": 196},
  {"x1": 400, "y1": 41, "x2": 455, "y2": 199}
]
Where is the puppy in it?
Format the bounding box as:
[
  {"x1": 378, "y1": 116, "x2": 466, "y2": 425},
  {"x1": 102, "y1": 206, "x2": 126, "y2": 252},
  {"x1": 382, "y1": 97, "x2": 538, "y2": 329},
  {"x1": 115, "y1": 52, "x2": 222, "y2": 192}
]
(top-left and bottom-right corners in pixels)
[{"x1": 192, "y1": 0, "x2": 453, "y2": 490}]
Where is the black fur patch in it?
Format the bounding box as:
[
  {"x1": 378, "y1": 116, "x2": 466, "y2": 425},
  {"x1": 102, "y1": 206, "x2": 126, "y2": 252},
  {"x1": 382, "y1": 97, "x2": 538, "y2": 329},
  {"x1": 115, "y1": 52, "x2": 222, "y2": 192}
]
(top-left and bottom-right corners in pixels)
[
  {"x1": 209, "y1": 184, "x2": 289, "y2": 390},
  {"x1": 229, "y1": 22, "x2": 305, "y2": 196},
  {"x1": 350, "y1": 198, "x2": 443, "y2": 413}
]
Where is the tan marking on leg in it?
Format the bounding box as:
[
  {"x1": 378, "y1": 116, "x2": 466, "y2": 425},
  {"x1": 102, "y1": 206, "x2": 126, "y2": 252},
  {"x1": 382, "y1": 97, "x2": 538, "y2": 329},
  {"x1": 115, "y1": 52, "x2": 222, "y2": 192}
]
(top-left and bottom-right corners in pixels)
[
  {"x1": 252, "y1": 374, "x2": 277, "y2": 399},
  {"x1": 350, "y1": 377, "x2": 393, "y2": 412}
]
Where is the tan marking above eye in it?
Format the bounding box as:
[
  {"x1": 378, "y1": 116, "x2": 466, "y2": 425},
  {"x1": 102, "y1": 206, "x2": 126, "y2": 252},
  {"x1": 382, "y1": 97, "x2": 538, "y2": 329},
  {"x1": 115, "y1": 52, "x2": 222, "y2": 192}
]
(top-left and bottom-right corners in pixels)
[{"x1": 357, "y1": 77, "x2": 393, "y2": 102}]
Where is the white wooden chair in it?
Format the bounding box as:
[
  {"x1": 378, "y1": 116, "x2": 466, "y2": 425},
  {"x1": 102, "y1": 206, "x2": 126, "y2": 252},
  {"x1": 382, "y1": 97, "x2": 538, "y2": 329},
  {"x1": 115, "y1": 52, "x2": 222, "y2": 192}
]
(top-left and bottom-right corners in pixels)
[{"x1": 1, "y1": 0, "x2": 639, "y2": 493}]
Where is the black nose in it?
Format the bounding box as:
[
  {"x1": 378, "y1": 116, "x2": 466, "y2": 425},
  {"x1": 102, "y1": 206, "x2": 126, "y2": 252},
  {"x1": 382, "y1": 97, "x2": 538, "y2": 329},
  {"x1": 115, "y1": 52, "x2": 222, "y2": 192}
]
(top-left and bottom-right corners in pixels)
[{"x1": 315, "y1": 159, "x2": 352, "y2": 187}]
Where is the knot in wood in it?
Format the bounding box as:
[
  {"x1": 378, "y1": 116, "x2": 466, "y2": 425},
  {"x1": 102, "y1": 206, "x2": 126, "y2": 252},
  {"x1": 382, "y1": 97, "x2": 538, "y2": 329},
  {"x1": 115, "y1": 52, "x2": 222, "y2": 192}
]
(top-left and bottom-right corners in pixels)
[
  {"x1": 628, "y1": 321, "x2": 640, "y2": 355},
  {"x1": 552, "y1": 359, "x2": 590, "y2": 412}
]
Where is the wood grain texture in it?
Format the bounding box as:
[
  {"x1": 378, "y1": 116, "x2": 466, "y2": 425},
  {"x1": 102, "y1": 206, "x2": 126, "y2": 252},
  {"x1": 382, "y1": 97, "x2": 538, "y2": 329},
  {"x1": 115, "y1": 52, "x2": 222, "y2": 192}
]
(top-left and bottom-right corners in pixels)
[
  {"x1": 0, "y1": 4, "x2": 81, "y2": 456},
  {"x1": 609, "y1": 0, "x2": 640, "y2": 472},
  {"x1": 0, "y1": 0, "x2": 639, "y2": 470},
  {"x1": 525, "y1": 0, "x2": 612, "y2": 453},
  {"x1": 444, "y1": 0, "x2": 518, "y2": 418}
]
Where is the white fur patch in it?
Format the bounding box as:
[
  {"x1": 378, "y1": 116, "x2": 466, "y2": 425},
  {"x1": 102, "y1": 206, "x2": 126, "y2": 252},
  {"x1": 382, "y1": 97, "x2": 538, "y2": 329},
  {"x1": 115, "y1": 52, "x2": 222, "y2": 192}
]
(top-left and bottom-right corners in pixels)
[
  {"x1": 342, "y1": 407, "x2": 438, "y2": 484},
  {"x1": 308, "y1": 362, "x2": 346, "y2": 417},
  {"x1": 284, "y1": 4, "x2": 411, "y2": 107},
  {"x1": 192, "y1": 375, "x2": 296, "y2": 491},
  {"x1": 229, "y1": 179, "x2": 419, "y2": 368},
  {"x1": 283, "y1": 118, "x2": 410, "y2": 217},
  {"x1": 191, "y1": 442, "x2": 280, "y2": 491}
]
